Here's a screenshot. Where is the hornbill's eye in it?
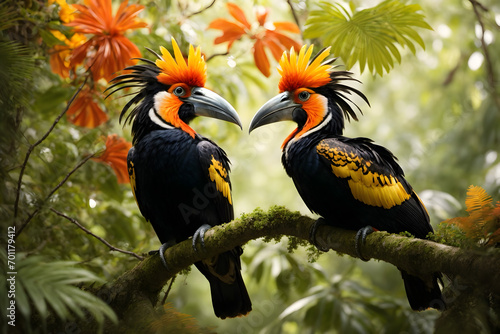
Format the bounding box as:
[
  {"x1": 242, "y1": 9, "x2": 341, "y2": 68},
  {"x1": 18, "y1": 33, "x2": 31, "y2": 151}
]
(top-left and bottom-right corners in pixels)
[
  {"x1": 173, "y1": 86, "x2": 186, "y2": 97},
  {"x1": 298, "y1": 90, "x2": 310, "y2": 102}
]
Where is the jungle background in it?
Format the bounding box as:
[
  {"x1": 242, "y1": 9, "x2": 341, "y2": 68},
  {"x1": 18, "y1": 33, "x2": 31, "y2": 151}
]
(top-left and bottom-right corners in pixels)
[{"x1": 1, "y1": 0, "x2": 499, "y2": 332}]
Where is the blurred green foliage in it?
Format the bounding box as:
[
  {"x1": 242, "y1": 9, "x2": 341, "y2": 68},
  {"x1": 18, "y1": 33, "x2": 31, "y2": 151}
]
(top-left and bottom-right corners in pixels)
[
  {"x1": 0, "y1": 250, "x2": 117, "y2": 332},
  {"x1": 1, "y1": 0, "x2": 499, "y2": 333}
]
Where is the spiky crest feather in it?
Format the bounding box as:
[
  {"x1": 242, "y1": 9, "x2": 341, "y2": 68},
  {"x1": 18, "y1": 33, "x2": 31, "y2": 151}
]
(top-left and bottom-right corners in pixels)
[
  {"x1": 276, "y1": 45, "x2": 370, "y2": 144},
  {"x1": 106, "y1": 38, "x2": 207, "y2": 126},
  {"x1": 156, "y1": 38, "x2": 207, "y2": 87},
  {"x1": 277, "y1": 44, "x2": 369, "y2": 125},
  {"x1": 278, "y1": 45, "x2": 332, "y2": 93}
]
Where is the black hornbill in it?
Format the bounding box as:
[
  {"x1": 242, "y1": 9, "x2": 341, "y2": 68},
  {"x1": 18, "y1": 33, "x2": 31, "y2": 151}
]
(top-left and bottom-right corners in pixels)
[
  {"x1": 106, "y1": 38, "x2": 251, "y2": 319},
  {"x1": 249, "y1": 45, "x2": 444, "y2": 311}
]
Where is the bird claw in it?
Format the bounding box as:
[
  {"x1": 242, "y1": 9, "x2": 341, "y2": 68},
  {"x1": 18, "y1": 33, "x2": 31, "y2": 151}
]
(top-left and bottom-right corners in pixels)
[
  {"x1": 150, "y1": 241, "x2": 176, "y2": 270},
  {"x1": 309, "y1": 218, "x2": 330, "y2": 252},
  {"x1": 192, "y1": 224, "x2": 212, "y2": 252},
  {"x1": 355, "y1": 226, "x2": 375, "y2": 262}
]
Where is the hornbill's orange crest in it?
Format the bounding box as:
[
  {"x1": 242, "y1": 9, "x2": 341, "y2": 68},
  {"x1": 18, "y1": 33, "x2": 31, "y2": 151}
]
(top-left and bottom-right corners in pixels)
[
  {"x1": 278, "y1": 45, "x2": 332, "y2": 93},
  {"x1": 156, "y1": 39, "x2": 207, "y2": 87}
]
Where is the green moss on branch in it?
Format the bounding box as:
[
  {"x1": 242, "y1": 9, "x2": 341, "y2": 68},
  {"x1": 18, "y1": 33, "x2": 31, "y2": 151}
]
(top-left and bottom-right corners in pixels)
[{"x1": 62, "y1": 206, "x2": 500, "y2": 332}]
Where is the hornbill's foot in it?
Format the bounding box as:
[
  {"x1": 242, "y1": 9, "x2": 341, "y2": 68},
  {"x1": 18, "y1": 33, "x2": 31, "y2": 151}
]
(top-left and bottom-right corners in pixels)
[
  {"x1": 192, "y1": 224, "x2": 212, "y2": 252},
  {"x1": 309, "y1": 218, "x2": 330, "y2": 252},
  {"x1": 355, "y1": 226, "x2": 376, "y2": 262},
  {"x1": 149, "y1": 240, "x2": 176, "y2": 270}
]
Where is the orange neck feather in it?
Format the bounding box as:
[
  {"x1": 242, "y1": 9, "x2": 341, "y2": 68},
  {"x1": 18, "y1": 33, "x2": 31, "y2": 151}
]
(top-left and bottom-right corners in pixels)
[
  {"x1": 281, "y1": 93, "x2": 328, "y2": 150},
  {"x1": 156, "y1": 93, "x2": 196, "y2": 138}
]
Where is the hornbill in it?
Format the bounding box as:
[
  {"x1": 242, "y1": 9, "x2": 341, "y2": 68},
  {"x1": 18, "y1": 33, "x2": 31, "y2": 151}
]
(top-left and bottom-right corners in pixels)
[
  {"x1": 249, "y1": 45, "x2": 444, "y2": 311},
  {"x1": 106, "y1": 38, "x2": 251, "y2": 319}
]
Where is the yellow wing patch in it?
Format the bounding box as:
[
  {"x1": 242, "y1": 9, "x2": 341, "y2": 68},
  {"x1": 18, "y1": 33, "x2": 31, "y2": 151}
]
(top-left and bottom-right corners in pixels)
[
  {"x1": 208, "y1": 155, "x2": 232, "y2": 205},
  {"x1": 128, "y1": 160, "x2": 138, "y2": 205},
  {"x1": 317, "y1": 141, "x2": 410, "y2": 209}
]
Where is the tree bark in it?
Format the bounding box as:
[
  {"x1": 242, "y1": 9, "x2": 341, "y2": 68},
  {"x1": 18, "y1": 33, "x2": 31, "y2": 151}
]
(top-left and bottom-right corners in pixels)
[{"x1": 62, "y1": 206, "x2": 500, "y2": 332}]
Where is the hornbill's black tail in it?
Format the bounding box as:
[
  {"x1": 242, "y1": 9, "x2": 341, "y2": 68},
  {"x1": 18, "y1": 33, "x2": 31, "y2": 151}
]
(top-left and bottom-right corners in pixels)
[
  {"x1": 194, "y1": 247, "x2": 252, "y2": 319},
  {"x1": 401, "y1": 270, "x2": 445, "y2": 311}
]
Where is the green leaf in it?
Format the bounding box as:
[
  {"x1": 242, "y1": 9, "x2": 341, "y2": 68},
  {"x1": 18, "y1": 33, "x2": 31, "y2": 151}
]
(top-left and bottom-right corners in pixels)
[
  {"x1": 14, "y1": 254, "x2": 117, "y2": 328},
  {"x1": 279, "y1": 293, "x2": 322, "y2": 319},
  {"x1": 304, "y1": 0, "x2": 432, "y2": 76},
  {"x1": 0, "y1": 2, "x2": 20, "y2": 31},
  {"x1": 39, "y1": 29, "x2": 64, "y2": 48},
  {"x1": 33, "y1": 85, "x2": 72, "y2": 116}
]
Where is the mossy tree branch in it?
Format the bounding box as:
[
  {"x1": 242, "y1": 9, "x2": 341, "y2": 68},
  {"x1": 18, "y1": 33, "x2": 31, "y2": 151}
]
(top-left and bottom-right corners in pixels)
[{"x1": 65, "y1": 206, "x2": 500, "y2": 332}]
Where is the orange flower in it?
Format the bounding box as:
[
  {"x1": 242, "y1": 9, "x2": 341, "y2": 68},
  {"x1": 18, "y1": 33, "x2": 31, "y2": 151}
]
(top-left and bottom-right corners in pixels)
[
  {"x1": 93, "y1": 134, "x2": 132, "y2": 184},
  {"x1": 208, "y1": 3, "x2": 301, "y2": 77},
  {"x1": 49, "y1": 30, "x2": 87, "y2": 79},
  {"x1": 66, "y1": 0, "x2": 147, "y2": 81},
  {"x1": 445, "y1": 185, "x2": 500, "y2": 246},
  {"x1": 50, "y1": 0, "x2": 77, "y2": 23},
  {"x1": 67, "y1": 87, "x2": 108, "y2": 128}
]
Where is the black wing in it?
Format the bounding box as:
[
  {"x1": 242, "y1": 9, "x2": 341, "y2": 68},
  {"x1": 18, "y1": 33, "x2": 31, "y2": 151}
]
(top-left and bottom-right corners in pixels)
[{"x1": 127, "y1": 147, "x2": 142, "y2": 215}]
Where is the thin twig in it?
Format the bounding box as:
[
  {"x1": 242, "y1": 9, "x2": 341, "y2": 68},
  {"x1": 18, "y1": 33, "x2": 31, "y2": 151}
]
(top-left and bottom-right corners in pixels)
[
  {"x1": 46, "y1": 153, "x2": 97, "y2": 201},
  {"x1": 161, "y1": 275, "x2": 177, "y2": 305},
  {"x1": 13, "y1": 79, "x2": 88, "y2": 222},
  {"x1": 286, "y1": 0, "x2": 302, "y2": 36},
  {"x1": 50, "y1": 208, "x2": 144, "y2": 261},
  {"x1": 15, "y1": 153, "x2": 97, "y2": 238},
  {"x1": 470, "y1": 0, "x2": 500, "y2": 110},
  {"x1": 177, "y1": 0, "x2": 186, "y2": 15},
  {"x1": 443, "y1": 53, "x2": 468, "y2": 86},
  {"x1": 185, "y1": 0, "x2": 216, "y2": 19},
  {"x1": 17, "y1": 209, "x2": 40, "y2": 236},
  {"x1": 206, "y1": 51, "x2": 229, "y2": 62},
  {"x1": 471, "y1": 0, "x2": 488, "y2": 12}
]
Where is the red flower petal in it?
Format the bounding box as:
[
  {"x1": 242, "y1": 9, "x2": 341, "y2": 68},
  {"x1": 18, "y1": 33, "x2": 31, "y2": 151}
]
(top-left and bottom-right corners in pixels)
[
  {"x1": 255, "y1": 6, "x2": 269, "y2": 26},
  {"x1": 93, "y1": 134, "x2": 132, "y2": 184},
  {"x1": 67, "y1": 88, "x2": 108, "y2": 128},
  {"x1": 207, "y1": 18, "x2": 246, "y2": 32},
  {"x1": 49, "y1": 31, "x2": 87, "y2": 79},
  {"x1": 70, "y1": 34, "x2": 141, "y2": 81},
  {"x1": 67, "y1": 0, "x2": 146, "y2": 34},
  {"x1": 50, "y1": 45, "x2": 73, "y2": 78},
  {"x1": 208, "y1": 19, "x2": 246, "y2": 48},
  {"x1": 262, "y1": 38, "x2": 285, "y2": 62},
  {"x1": 69, "y1": 39, "x2": 92, "y2": 67},
  {"x1": 253, "y1": 39, "x2": 270, "y2": 77},
  {"x1": 214, "y1": 30, "x2": 246, "y2": 46},
  {"x1": 265, "y1": 30, "x2": 302, "y2": 51},
  {"x1": 208, "y1": 3, "x2": 301, "y2": 75},
  {"x1": 272, "y1": 21, "x2": 301, "y2": 33},
  {"x1": 227, "y1": 3, "x2": 251, "y2": 29},
  {"x1": 66, "y1": 0, "x2": 146, "y2": 81}
]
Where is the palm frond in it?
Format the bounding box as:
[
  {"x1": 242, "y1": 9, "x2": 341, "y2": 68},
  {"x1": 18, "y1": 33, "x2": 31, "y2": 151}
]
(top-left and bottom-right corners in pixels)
[
  {"x1": 304, "y1": 0, "x2": 432, "y2": 76},
  {"x1": 442, "y1": 186, "x2": 499, "y2": 246},
  {"x1": 465, "y1": 185, "x2": 492, "y2": 213},
  {"x1": 12, "y1": 254, "x2": 117, "y2": 329},
  {"x1": 0, "y1": 2, "x2": 19, "y2": 32}
]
